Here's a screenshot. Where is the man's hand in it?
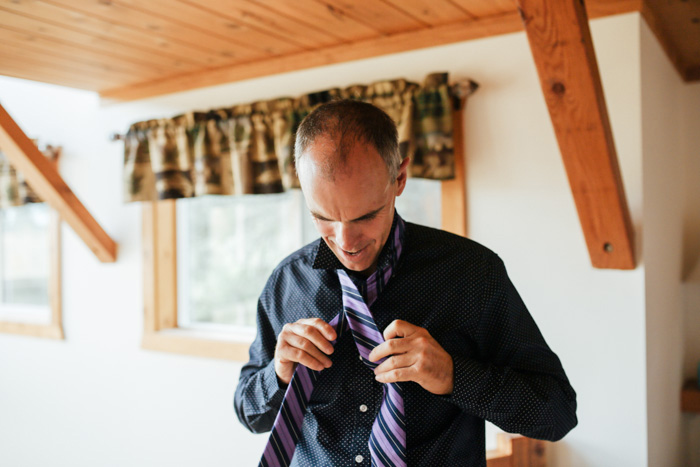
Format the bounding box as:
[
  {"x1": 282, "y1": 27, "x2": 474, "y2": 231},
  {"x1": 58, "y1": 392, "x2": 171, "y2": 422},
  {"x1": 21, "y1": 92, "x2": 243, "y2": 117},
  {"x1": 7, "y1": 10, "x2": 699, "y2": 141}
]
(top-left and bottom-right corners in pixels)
[
  {"x1": 369, "y1": 320, "x2": 454, "y2": 395},
  {"x1": 274, "y1": 318, "x2": 337, "y2": 385}
]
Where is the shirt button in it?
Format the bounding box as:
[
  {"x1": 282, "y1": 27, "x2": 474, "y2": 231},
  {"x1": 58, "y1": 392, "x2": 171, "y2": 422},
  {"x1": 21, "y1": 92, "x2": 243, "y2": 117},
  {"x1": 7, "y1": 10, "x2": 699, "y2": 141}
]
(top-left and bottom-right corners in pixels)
[
  {"x1": 355, "y1": 455, "x2": 364, "y2": 463},
  {"x1": 359, "y1": 404, "x2": 368, "y2": 413}
]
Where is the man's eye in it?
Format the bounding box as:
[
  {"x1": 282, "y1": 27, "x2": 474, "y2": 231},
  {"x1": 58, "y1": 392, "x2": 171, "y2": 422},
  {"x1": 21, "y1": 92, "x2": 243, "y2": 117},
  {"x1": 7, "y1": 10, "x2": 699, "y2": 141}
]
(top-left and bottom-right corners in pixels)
[{"x1": 358, "y1": 214, "x2": 378, "y2": 222}]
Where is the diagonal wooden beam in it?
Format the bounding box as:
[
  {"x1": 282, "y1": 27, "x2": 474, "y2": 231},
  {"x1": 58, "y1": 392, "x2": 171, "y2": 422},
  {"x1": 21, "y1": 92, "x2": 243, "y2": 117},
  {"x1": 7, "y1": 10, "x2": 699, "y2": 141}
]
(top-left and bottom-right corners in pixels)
[
  {"x1": 0, "y1": 103, "x2": 117, "y2": 262},
  {"x1": 516, "y1": 0, "x2": 636, "y2": 269}
]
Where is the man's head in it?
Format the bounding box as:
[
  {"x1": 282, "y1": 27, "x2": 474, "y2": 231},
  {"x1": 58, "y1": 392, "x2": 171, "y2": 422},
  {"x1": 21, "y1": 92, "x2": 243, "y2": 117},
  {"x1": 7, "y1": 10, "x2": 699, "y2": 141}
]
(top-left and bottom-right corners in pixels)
[{"x1": 295, "y1": 100, "x2": 409, "y2": 276}]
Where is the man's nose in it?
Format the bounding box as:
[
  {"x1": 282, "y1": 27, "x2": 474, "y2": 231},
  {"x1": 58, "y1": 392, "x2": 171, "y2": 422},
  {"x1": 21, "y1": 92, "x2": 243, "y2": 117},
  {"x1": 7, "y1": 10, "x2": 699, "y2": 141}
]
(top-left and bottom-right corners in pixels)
[{"x1": 334, "y1": 222, "x2": 359, "y2": 250}]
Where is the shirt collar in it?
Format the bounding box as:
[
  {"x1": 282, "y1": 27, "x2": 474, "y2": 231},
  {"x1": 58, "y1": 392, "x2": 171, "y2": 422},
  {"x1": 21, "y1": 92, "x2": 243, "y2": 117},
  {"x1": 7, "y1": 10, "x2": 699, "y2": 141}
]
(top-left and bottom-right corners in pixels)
[{"x1": 312, "y1": 209, "x2": 405, "y2": 273}]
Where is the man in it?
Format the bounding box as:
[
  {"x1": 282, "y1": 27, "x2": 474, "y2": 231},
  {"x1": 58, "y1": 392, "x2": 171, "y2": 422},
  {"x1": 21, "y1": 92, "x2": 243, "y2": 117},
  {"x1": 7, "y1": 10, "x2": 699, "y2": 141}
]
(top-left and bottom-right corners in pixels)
[{"x1": 234, "y1": 100, "x2": 577, "y2": 466}]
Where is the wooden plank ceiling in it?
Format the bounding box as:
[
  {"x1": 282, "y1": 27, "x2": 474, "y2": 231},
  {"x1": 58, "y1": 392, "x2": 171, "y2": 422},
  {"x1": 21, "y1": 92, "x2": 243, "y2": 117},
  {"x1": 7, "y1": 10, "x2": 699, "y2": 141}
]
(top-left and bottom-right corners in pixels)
[{"x1": 0, "y1": 0, "x2": 697, "y2": 101}]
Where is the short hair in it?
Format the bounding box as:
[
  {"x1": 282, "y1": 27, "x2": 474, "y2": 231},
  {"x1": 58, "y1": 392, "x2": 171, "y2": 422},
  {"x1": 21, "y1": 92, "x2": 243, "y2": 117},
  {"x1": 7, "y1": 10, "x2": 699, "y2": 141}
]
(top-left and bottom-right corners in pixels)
[{"x1": 294, "y1": 100, "x2": 402, "y2": 182}]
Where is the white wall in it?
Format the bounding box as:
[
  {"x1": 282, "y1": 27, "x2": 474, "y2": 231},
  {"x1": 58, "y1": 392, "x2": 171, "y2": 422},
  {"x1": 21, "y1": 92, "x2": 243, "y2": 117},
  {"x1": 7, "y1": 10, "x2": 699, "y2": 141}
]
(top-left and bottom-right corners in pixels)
[
  {"x1": 0, "y1": 12, "x2": 676, "y2": 467},
  {"x1": 640, "y1": 19, "x2": 686, "y2": 467},
  {"x1": 463, "y1": 14, "x2": 646, "y2": 467}
]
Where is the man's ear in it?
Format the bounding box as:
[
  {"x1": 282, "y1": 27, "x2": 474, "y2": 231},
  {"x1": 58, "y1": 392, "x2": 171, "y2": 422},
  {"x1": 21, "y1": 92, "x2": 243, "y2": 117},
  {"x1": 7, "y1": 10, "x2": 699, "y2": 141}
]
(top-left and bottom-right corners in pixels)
[{"x1": 395, "y1": 157, "x2": 410, "y2": 196}]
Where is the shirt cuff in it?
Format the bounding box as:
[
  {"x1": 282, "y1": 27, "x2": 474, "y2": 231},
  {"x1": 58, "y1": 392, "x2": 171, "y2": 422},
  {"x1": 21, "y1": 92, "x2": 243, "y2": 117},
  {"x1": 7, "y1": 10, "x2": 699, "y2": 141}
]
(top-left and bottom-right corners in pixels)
[
  {"x1": 441, "y1": 354, "x2": 490, "y2": 413},
  {"x1": 261, "y1": 359, "x2": 287, "y2": 410}
]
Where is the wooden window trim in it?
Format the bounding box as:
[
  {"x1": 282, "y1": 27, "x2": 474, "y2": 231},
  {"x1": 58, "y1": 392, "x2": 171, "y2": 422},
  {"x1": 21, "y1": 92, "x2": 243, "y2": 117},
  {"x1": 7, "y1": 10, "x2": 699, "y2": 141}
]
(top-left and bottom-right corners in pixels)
[
  {"x1": 142, "y1": 108, "x2": 467, "y2": 361},
  {"x1": 0, "y1": 208, "x2": 64, "y2": 340},
  {"x1": 141, "y1": 199, "x2": 252, "y2": 361}
]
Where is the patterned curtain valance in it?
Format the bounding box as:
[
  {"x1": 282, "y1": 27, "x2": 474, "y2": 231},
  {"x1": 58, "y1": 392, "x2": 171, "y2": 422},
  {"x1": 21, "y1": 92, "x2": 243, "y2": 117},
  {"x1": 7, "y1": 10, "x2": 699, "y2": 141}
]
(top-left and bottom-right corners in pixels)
[
  {"x1": 123, "y1": 72, "x2": 478, "y2": 203},
  {"x1": 0, "y1": 144, "x2": 61, "y2": 209}
]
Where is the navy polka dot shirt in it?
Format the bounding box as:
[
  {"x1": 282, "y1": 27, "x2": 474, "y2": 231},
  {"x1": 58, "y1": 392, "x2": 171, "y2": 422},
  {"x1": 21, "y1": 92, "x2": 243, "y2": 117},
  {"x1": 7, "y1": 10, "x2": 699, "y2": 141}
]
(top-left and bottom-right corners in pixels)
[{"x1": 234, "y1": 214, "x2": 577, "y2": 466}]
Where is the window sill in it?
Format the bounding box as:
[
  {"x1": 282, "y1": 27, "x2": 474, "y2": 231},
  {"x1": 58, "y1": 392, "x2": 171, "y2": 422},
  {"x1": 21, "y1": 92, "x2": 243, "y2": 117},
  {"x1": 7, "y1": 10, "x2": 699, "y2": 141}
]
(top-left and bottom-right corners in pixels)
[
  {"x1": 141, "y1": 328, "x2": 253, "y2": 361},
  {"x1": 0, "y1": 321, "x2": 64, "y2": 339}
]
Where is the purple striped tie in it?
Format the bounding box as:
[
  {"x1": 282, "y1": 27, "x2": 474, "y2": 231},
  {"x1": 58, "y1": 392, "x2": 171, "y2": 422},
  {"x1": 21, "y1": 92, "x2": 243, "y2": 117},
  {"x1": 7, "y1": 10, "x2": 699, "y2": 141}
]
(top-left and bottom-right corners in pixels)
[
  {"x1": 260, "y1": 216, "x2": 406, "y2": 467},
  {"x1": 338, "y1": 270, "x2": 407, "y2": 467}
]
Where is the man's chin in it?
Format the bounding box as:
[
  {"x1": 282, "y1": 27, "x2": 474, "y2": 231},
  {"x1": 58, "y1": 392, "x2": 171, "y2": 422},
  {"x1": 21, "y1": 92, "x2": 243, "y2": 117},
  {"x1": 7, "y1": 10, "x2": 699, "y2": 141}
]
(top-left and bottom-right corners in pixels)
[
  {"x1": 342, "y1": 260, "x2": 370, "y2": 272},
  {"x1": 333, "y1": 249, "x2": 376, "y2": 275}
]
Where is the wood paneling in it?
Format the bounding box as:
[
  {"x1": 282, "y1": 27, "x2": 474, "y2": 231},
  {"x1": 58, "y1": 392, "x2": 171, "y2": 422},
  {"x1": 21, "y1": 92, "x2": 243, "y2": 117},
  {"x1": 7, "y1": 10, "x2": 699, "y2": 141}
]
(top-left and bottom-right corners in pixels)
[
  {"x1": 44, "y1": 0, "x2": 267, "y2": 63},
  {"x1": 100, "y1": 13, "x2": 525, "y2": 101},
  {"x1": 517, "y1": 0, "x2": 636, "y2": 269},
  {"x1": 585, "y1": 0, "x2": 641, "y2": 17},
  {"x1": 118, "y1": 0, "x2": 330, "y2": 50},
  {"x1": 92, "y1": 0, "x2": 300, "y2": 56},
  {"x1": 319, "y1": 0, "x2": 429, "y2": 33},
  {"x1": 0, "y1": 5, "x2": 197, "y2": 72},
  {"x1": 0, "y1": 27, "x2": 167, "y2": 79},
  {"x1": 384, "y1": 0, "x2": 475, "y2": 25},
  {"x1": 250, "y1": 0, "x2": 378, "y2": 42},
  {"x1": 0, "y1": 55, "x2": 117, "y2": 91},
  {"x1": 0, "y1": 41, "x2": 139, "y2": 85},
  {"x1": 0, "y1": 0, "x2": 694, "y2": 98},
  {"x1": 450, "y1": 0, "x2": 516, "y2": 17}
]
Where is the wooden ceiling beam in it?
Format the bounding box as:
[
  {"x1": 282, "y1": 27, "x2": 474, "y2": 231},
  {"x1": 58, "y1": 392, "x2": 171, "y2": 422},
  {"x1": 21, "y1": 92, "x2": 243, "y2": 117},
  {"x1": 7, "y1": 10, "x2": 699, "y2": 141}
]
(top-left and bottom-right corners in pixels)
[
  {"x1": 0, "y1": 103, "x2": 117, "y2": 263},
  {"x1": 516, "y1": 0, "x2": 635, "y2": 269}
]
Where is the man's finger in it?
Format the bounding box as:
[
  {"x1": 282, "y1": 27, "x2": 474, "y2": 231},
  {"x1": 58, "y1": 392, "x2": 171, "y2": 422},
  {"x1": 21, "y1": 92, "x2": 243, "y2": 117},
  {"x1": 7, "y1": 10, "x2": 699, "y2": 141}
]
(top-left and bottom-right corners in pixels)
[
  {"x1": 382, "y1": 319, "x2": 419, "y2": 341},
  {"x1": 375, "y1": 367, "x2": 415, "y2": 384},
  {"x1": 299, "y1": 317, "x2": 337, "y2": 342},
  {"x1": 285, "y1": 333, "x2": 333, "y2": 368},
  {"x1": 373, "y1": 354, "x2": 414, "y2": 375},
  {"x1": 288, "y1": 322, "x2": 334, "y2": 355},
  {"x1": 368, "y1": 337, "x2": 412, "y2": 362},
  {"x1": 278, "y1": 340, "x2": 328, "y2": 372}
]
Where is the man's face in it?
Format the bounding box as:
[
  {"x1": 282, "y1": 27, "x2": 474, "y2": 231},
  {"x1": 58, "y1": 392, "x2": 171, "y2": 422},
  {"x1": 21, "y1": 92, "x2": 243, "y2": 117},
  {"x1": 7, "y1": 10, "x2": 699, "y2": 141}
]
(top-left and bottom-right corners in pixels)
[{"x1": 298, "y1": 136, "x2": 408, "y2": 276}]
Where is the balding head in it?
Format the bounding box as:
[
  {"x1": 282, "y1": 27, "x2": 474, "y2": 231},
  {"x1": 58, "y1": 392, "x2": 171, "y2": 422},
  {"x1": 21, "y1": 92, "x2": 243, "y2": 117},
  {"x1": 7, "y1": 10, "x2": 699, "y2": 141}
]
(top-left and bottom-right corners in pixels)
[{"x1": 294, "y1": 100, "x2": 402, "y2": 183}]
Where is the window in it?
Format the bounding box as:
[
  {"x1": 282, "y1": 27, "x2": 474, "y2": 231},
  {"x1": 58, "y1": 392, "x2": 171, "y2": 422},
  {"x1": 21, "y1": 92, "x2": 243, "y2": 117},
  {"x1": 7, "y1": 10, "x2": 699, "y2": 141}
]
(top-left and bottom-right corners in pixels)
[
  {"x1": 395, "y1": 177, "x2": 442, "y2": 229},
  {"x1": 142, "y1": 179, "x2": 452, "y2": 360},
  {"x1": 141, "y1": 110, "x2": 465, "y2": 360},
  {"x1": 176, "y1": 191, "x2": 314, "y2": 332},
  {"x1": 173, "y1": 178, "x2": 442, "y2": 333},
  {"x1": 0, "y1": 203, "x2": 63, "y2": 339}
]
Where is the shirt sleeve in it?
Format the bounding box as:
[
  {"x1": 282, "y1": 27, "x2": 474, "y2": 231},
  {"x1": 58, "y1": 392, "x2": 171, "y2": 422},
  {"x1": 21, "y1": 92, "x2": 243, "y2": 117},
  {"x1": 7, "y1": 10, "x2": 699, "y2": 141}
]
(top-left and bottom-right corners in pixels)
[
  {"x1": 445, "y1": 255, "x2": 578, "y2": 441},
  {"x1": 234, "y1": 278, "x2": 287, "y2": 434}
]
